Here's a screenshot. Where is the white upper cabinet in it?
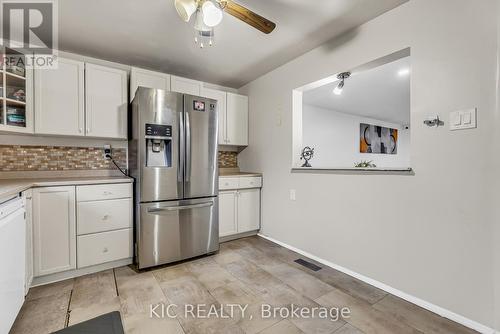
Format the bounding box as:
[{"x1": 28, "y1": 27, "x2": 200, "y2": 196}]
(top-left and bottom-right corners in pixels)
[
  {"x1": 171, "y1": 75, "x2": 202, "y2": 96},
  {"x1": 226, "y1": 93, "x2": 248, "y2": 146},
  {"x1": 29, "y1": 52, "x2": 248, "y2": 142},
  {"x1": 0, "y1": 49, "x2": 34, "y2": 134},
  {"x1": 35, "y1": 58, "x2": 85, "y2": 136},
  {"x1": 85, "y1": 63, "x2": 128, "y2": 139},
  {"x1": 201, "y1": 87, "x2": 227, "y2": 145},
  {"x1": 130, "y1": 67, "x2": 170, "y2": 102}
]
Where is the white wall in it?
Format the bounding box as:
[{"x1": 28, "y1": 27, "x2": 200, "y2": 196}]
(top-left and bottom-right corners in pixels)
[
  {"x1": 239, "y1": 0, "x2": 497, "y2": 330},
  {"x1": 302, "y1": 104, "x2": 410, "y2": 168},
  {"x1": 494, "y1": 3, "x2": 500, "y2": 331}
]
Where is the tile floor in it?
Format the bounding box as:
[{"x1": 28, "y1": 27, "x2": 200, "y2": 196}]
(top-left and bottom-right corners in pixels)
[{"x1": 11, "y1": 236, "x2": 478, "y2": 334}]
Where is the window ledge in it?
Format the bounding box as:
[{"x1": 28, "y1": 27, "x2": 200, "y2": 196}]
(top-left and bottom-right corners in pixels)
[{"x1": 291, "y1": 167, "x2": 414, "y2": 175}]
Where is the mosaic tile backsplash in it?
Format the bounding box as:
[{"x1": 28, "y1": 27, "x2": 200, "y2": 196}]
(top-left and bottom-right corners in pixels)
[
  {"x1": 0, "y1": 145, "x2": 127, "y2": 171},
  {"x1": 218, "y1": 151, "x2": 238, "y2": 168},
  {"x1": 0, "y1": 145, "x2": 238, "y2": 172}
]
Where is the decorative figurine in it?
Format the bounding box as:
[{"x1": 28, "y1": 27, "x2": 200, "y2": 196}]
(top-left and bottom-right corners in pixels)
[{"x1": 300, "y1": 146, "x2": 314, "y2": 167}]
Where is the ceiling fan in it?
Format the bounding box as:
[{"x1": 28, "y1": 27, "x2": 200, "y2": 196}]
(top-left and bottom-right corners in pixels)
[{"x1": 174, "y1": 0, "x2": 276, "y2": 48}]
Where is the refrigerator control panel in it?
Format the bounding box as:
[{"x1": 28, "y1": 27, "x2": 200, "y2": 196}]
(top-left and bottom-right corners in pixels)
[
  {"x1": 193, "y1": 100, "x2": 205, "y2": 112},
  {"x1": 192, "y1": 100, "x2": 216, "y2": 112},
  {"x1": 145, "y1": 124, "x2": 172, "y2": 138}
]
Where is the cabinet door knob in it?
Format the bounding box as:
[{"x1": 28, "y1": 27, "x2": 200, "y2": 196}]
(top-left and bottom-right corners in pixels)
[
  {"x1": 103, "y1": 247, "x2": 109, "y2": 253},
  {"x1": 102, "y1": 214, "x2": 109, "y2": 221}
]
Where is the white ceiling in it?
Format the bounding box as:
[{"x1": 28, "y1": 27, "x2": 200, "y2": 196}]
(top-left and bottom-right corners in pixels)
[
  {"x1": 303, "y1": 57, "x2": 411, "y2": 125},
  {"x1": 58, "y1": 0, "x2": 407, "y2": 88}
]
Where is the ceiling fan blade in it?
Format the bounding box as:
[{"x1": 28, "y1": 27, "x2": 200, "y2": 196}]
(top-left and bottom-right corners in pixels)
[{"x1": 219, "y1": 0, "x2": 276, "y2": 34}]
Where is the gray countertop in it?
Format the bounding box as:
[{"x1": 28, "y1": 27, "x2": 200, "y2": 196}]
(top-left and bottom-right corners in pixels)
[
  {"x1": 0, "y1": 176, "x2": 134, "y2": 200},
  {"x1": 219, "y1": 171, "x2": 263, "y2": 178},
  {"x1": 0, "y1": 172, "x2": 263, "y2": 200}
]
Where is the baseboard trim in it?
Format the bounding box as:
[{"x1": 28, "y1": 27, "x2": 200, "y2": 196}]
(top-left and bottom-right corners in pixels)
[
  {"x1": 220, "y1": 230, "x2": 259, "y2": 243},
  {"x1": 31, "y1": 258, "x2": 133, "y2": 287},
  {"x1": 257, "y1": 233, "x2": 496, "y2": 334}
]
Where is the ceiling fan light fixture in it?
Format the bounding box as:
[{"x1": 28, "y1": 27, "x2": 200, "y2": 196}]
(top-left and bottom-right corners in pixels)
[
  {"x1": 174, "y1": 0, "x2": 197, "y2": 22},
  {"x1": 202, "y1": 1, "x2": 223, "y2": 27},
  {"x1": 194, "y1": 9, "x2": 211, "y2": 31},
  {"x1": 194, "y1": 28, "x2": 215, "y2": 48},
  {"x1": 173, "y1": 0, "x2": 276, "y2": 49},
  {"x1": 194, "y1": 9, "x2": 215, "y2": 48}
]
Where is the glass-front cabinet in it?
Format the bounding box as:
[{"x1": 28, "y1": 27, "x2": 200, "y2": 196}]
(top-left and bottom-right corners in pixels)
[{"x1": 0, "y1": 48, "x2": 34, "y2": 133}]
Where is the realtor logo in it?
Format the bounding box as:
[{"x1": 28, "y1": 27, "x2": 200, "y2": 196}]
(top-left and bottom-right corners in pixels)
[{"x1": 1, "y1": 0, "x2": 58, "y2": 68}]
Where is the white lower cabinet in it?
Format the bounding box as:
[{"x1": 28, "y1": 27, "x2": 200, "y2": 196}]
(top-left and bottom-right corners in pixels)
[
  {"x1": 219, "y1": 191, "x2": 238, "y2": 237},
  {"x1": 77, "y1": 198, "x2": 132, "y2": 235},
  {"x1": 237, "y1": 189, "x2": 260, "y2": 233},
  {"x1": 33, "y1": 186, "x2": 77, "y2": 277},
  {"x1": 23, "y1": 189, "x2": 33, "y2": 295},
  {"x1": 77, "y1": 229, "x2": 132, "y2": 268},
  {"x1": 219, "y1": 176, "x2": 261, "y2": 238},
  {"x1": 31, "y1": 182, "x2": 133, "y2": 280},
  {"x1": 76, "y1": 183, "x2": 133, "y2": 269}
]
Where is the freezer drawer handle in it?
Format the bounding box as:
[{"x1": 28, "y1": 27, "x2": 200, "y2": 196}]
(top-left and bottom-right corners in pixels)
[{"x1": 147, "y1": 202, "x2": 213, "y2": 214}]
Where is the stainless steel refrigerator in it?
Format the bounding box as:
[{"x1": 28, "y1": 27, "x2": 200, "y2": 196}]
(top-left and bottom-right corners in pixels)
[{"x1": 129, "y1": 87, "x2": 219, "y2": 269}]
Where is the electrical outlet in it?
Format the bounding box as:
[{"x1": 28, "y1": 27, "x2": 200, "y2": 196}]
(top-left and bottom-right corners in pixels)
[
  {"x1": 290, "y1": 189, "x2": 296, "y2": 201},
  {"x1": 103, "y1": 145, "x2": 111, "y2": 160}
]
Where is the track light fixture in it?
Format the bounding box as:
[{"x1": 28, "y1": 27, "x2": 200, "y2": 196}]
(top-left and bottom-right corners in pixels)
[{"x1": 333, "y1": 72, "x2": 351, "y2": 95}]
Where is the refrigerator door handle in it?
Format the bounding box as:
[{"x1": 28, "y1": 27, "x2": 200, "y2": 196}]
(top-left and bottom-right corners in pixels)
[
  {"x1": 147, "y1": 202, "x2": 213, "y2": 214},
  {"x1": 178, "y1": 111, "x2": 184, "y2": 184},
  {"x1": 185, "y1": 111, "x2": 192, "y2": 182}
]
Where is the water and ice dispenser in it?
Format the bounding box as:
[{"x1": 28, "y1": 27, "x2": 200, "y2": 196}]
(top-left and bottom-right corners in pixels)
[{"x1": 145, "y1": 123, "x2": 172, "y2": 167}]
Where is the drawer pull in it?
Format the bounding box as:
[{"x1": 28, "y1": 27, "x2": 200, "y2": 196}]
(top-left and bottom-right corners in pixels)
[
  {"x1": 103, "y1": 191, "x2": 113, "y2": 196},
  {"x1": 103, "y1": 247, "x2": 109, "y2": 253},
  {"x1": 102, "y1": 215, "x2": 109, "y2": 221}
]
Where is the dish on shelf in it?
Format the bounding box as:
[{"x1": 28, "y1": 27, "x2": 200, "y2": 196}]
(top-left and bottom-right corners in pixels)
[
  {"x1": 6, "y1": 106, "x2": 26, "y2": 127},
  {"x1": 6, "y1": 66, "x2": 25, "y2": 78}
]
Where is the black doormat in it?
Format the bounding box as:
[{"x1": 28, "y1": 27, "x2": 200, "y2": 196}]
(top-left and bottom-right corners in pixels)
[
  {"x1": 52, "y1": 312, "x2": 124, "y2": 334},
  {"x1": 294, "y1": 258, "x2": 322, "y2": 271}
]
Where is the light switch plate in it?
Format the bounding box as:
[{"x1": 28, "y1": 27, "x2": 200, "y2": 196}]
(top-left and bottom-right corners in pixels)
[{"x1": 450, "y1": 108, "x2": 477, "y2": 131}]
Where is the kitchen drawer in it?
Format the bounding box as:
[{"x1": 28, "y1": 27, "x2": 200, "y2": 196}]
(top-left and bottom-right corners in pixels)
[
  {"x1": 238, "y1": 177, "x2": 262, "y2": 189},
  {"x1": 77, "y1": 183, "x2": 132, "y2": 202},
  {"x1": 219, "y1": 178, "x2": 239, "y2": 190},
  {"x1": 77, "y1": 198, "x2": 132, "y2": 235},
  {"x1": 77, "y1": 229, "x2": 132, "y2": 268}
]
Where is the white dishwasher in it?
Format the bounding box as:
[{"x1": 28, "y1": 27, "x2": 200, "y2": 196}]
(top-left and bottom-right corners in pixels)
[{"x1": 0, "y1": 195, "x2": 25, "y2": 334}]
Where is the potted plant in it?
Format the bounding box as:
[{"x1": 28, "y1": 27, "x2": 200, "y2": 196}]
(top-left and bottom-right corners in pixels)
[{"x1": 354, "y1": 160, "x2": 377, "y2": 168}]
